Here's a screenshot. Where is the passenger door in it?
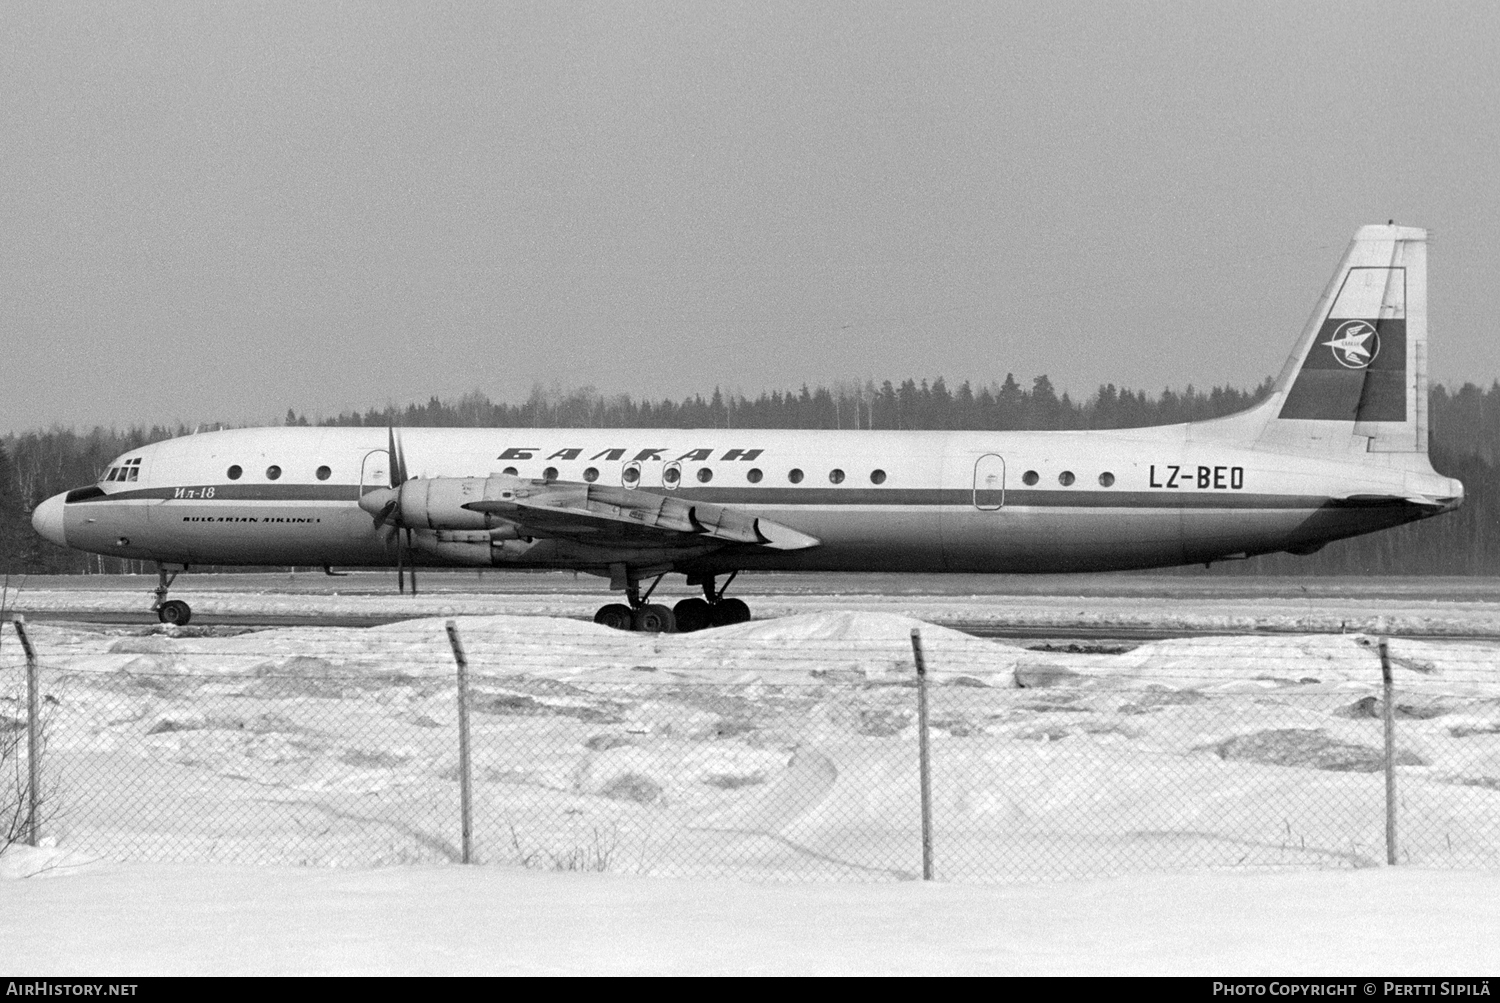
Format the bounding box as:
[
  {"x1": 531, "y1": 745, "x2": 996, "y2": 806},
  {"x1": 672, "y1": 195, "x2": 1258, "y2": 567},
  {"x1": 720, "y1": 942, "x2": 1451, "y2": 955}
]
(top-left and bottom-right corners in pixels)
[{"x1": 973, "y1": 453, "x2": 1005, "y2": 510}]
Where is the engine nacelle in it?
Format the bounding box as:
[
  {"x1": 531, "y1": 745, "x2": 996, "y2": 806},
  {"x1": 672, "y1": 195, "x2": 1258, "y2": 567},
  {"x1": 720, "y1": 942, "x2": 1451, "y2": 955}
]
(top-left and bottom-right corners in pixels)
[
  {"x1": 393, "y1": 477, "x2": 527, "y2": 532},
  {"x1": 413, "y1": 528, "x2": 540, "y2": 566}
]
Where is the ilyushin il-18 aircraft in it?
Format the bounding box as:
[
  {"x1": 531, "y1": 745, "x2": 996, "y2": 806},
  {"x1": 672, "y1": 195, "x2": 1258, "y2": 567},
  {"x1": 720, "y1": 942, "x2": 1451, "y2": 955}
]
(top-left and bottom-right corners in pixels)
[{"x1": 31, "y1": 224, "x2": 1462, "y2": 631}]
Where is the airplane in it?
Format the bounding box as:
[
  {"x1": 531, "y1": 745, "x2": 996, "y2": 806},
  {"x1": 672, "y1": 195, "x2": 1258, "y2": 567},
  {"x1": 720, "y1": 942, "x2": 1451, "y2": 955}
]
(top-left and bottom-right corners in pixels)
[{"x1": 29, "y1": 224, "x2": 1462, "y2": 632}]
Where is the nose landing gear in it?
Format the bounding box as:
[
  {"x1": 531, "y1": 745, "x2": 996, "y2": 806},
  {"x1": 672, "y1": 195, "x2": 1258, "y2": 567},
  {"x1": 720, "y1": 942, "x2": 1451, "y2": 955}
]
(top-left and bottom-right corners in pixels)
[{"x1": 151, "y1": 565, "x2": 192, "y2": 625}]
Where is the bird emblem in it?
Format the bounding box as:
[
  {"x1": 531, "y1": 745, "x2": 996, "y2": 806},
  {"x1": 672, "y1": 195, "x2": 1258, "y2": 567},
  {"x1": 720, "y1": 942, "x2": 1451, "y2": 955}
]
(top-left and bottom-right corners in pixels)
[{"x1": 1322, "y1": 319, "x2": 1380, "y2": 369}]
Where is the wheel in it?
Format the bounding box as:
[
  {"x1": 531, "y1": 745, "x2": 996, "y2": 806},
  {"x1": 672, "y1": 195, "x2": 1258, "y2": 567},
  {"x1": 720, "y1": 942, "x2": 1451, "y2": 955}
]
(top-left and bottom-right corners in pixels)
[
  {"x1": 710, "y1": 597, "x2": 751, "y2": 627},
  {"x1": 632, "y1": 603, "x2": 676, "y2": 633},
  {"x1": 157, "y1": 600, "x2": 192, "y2": 626},
  {"x1": 672, "y1": 597, "x2": 713, "y2": 633},
  {"x1": 593, "y1": 603, "x2": 635, "y2": 631}
]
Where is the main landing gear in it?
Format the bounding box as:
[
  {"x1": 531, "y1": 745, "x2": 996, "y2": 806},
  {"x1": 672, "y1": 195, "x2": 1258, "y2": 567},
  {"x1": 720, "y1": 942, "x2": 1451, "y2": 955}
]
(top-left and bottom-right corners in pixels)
[
  {"x1": 592, "y1": 572, "x2": 675, "y2": 633},
  {"x1": 151, "y1": 564, "x2": 192, "y2": 626},
  {"x1": 671, "y1": 572, "x2": 750, "y2": 632},
  {"x1": 592, "y1": 571, "x2": 752, "y2": 633}
]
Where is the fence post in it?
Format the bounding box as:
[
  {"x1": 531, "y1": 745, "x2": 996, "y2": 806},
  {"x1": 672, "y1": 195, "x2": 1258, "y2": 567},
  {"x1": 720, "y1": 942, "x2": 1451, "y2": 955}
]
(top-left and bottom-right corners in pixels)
[
  {"x1": 445, "y1": 620, "x2": 474, "y2": 865},
  {"x1": 910, "y1": 628, "x2": 934, "y2": 881},
  {"x1": 12, "y1": 616, "x2": 40, "y2": 847},
  {"x1": 1379, "y1": 635, "x2": 1398, "y2": 865}
]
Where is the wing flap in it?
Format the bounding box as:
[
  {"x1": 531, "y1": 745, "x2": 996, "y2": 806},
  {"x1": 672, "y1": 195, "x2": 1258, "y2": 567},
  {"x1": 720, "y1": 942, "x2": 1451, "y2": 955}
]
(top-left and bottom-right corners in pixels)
[{"x1": 463, "y1": 479, "x2": 820, "y2": 551}]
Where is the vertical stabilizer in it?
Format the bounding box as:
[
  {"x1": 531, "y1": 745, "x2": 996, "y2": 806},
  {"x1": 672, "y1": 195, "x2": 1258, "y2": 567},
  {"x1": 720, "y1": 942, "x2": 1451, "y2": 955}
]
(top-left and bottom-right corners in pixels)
[{"x1": 1251, "y1": 224, "x2": 1427, "y2": 453}]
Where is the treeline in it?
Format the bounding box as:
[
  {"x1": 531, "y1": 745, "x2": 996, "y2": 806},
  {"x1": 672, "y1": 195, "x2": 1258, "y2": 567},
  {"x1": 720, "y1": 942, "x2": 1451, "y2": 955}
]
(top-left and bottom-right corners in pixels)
[
  {"x1": 310, "y1": 375, "x2": 1278, "y2": 432},
  {"x1": 4, "y1": 378, "x2": 1498, "y2": 575}
]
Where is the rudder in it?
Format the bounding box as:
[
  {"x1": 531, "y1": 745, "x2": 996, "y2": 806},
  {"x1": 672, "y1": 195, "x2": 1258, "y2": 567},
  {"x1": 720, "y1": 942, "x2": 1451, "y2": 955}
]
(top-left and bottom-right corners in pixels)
[{"x1": 1254, "y1": 224, "x2": 1427, "y2": 454}]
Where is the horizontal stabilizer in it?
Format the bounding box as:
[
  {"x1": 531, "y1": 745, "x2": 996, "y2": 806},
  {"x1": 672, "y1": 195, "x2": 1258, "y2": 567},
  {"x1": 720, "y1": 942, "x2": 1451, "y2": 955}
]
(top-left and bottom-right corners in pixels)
[{"x1": 1334, "y1": 492, "x2": 1462, "y2": 513}]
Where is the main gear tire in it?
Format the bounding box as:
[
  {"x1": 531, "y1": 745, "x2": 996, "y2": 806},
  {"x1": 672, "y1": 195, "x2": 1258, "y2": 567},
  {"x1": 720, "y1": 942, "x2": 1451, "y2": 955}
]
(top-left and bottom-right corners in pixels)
[
  {"x1": 710, "y1": 597, "x2": 750, "y2": 627},
  {"x1": 632, "y1": 603, "x2": 676, "y2": 633},
  {"x1": 672, "y1": 597, "x2": 713, "y2": 633},
  {"x1": 157, "y1": 600, "x2": 192, "y2": 626},
  {"x1": 593, "y1": 603, "x2": 635, "y2": 631}
]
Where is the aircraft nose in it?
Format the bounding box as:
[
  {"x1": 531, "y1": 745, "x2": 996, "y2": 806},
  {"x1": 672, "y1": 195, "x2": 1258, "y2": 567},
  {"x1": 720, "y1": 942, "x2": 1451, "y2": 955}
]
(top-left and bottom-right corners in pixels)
[{"x1": 31, "y1": 492, "x2": 67, "y2": 547}]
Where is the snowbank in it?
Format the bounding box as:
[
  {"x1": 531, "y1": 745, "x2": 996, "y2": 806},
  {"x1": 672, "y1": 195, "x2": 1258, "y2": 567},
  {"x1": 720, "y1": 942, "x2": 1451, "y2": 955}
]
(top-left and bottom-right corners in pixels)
[
  {"x1": 2, "y1": 610, "x2": 1497, "y2": 886},
  {"x1": 2, "y1": 861, "x2": 1498, "y2": 975}
]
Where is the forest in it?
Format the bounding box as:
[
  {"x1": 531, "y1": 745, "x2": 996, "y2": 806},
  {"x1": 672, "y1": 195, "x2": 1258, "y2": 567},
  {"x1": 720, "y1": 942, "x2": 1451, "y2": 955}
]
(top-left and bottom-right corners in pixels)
[{"x1": 4, "y1": 374, "x2": 1498, "y2": 576}]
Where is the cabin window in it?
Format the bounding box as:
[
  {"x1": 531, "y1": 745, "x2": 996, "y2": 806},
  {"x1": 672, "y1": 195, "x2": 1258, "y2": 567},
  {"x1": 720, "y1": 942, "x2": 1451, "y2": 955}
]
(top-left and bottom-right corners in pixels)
[
  {"x1": 227, "y1": 465, "x2": 242, "y2": 480},
  {"x1": 266, "y1": 465, "x2": 282, "y2": 480},
  {"x1": 1058, "y1": 471, "x2": 1075, "y2": 486},
  {"x1": 502, "y1": 466, "x2": 518, "y2": 476},
  {"x1": 1098, "y1": 472, "x2": 1115, "y2": 487},
  {"x1": 623, "y1": 466, "x2": 640, "y2": 484},
  {"x1": 583, "y1": 467, "x2": 599, "y2": 482},
  {"x1": 828, "y1": 469, "x2": 845, "y2": 484},
  {"x1": 870, "y1": 469, "x2": 887, "y2": 485},
  {"x1": 788, "y1": 468, "x2": 804, "y2": 484},
  {"x1": 747, "y1": 468, "x2": 763, "y2": 484},
  {"x1": 663, "y1": 466, "x2": 681, "y2": 485},
  {"x1": 543, "y1": 466, "x2": 558, "y2": 481},
  {"x1": 316, "y1": 465, "x2": 331, "y2": 481},
  {"x1": 696, "y1": 468, "x2": 713, "y2": 483},
  {"x1": 1022, "y1": 470, "x2": 1039, "y2": 486}
]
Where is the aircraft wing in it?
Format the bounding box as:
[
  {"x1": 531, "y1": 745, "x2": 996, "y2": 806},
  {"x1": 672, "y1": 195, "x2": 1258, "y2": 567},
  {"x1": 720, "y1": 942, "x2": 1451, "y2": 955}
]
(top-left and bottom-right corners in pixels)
[{"x1": 460, "y1": 480, "x2": 821, "y2": 551}]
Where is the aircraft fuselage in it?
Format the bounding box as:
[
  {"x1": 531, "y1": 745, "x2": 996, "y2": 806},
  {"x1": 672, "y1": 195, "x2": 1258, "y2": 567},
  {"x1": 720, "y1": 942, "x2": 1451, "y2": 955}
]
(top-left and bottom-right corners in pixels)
[{"x1": 40, "y1": 423, "x2": 1454, "y2": 576}]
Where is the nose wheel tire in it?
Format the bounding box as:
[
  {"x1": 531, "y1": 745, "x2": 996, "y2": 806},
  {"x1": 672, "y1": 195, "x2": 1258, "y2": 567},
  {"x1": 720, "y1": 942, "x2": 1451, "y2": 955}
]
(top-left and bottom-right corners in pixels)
[{"x1": 157, "y1": 600, "x2": 192, "y2": 626}]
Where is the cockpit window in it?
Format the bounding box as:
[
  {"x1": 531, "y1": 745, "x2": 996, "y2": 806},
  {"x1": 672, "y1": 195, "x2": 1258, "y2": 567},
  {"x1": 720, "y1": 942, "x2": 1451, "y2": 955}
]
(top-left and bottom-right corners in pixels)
[{"x1": 102, "y1": 457, "x2": 142, "y2": 484}]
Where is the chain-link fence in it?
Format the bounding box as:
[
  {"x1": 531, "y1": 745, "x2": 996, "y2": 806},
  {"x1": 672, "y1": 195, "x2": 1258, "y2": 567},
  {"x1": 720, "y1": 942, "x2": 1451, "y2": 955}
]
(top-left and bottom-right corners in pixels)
[{"x1": 2, "y1": 614, "x2": 1497, "y2": 881}]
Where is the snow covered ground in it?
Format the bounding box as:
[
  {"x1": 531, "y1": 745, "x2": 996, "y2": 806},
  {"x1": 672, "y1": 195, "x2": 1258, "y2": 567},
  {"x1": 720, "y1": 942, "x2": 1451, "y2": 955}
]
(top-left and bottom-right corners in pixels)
[
  {"x1": 10, "y1": 570, "x2": 1500, "y2": 635},
  {"x1": 3, "y1": 593, "x2": 1499, "y2": 973},
  {"x1": 3, "y1": 609, "x2": 1498, "y2": 877},
  {"x1": 4, "y1": 847, "x2": 1500, "y2": 975}
]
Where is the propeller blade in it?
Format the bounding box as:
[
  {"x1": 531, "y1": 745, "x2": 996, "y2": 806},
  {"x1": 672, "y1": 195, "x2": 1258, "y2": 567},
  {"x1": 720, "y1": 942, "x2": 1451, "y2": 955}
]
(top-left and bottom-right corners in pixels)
[
  {"x1": 388, "y1": 426, "x2": 408, "y2": 488},
  {"x1": 407, "y1": 528, "x2": 418, "y2": 596},
  {"x1": 381, "y1": 427, "x2": 412, "y2": 596}
]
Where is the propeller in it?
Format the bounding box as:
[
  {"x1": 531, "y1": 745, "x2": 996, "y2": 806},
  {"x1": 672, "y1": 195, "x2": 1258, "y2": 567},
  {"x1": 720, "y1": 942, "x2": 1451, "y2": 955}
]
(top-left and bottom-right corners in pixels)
[
  {"x1": 357, "y1": 427, "x2": 417, "y2": 596},
  {"x1": 389, "y1": 427, "x2": 416, "y2": 595}
]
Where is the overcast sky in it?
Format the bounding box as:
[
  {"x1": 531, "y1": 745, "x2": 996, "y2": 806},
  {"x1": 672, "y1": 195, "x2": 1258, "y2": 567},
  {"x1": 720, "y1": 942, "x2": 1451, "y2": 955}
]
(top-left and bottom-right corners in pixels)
[{"x1": 4, "y1": 1, "x2": 1500, "y2": 434}]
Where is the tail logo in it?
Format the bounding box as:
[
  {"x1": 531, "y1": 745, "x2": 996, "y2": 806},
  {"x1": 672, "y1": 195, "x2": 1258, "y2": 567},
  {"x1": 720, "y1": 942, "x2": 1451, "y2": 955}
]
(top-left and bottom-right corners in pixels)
[{"x1": 1321, "y1": 319, "x2": 1380, "y2": 369}]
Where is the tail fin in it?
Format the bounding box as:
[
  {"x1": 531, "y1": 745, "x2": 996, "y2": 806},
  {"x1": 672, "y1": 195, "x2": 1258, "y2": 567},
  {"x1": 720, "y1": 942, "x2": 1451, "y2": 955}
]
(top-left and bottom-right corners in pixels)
[{"x1": 1245, "y1": 224, "x2": 1427, "y2": 454}]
